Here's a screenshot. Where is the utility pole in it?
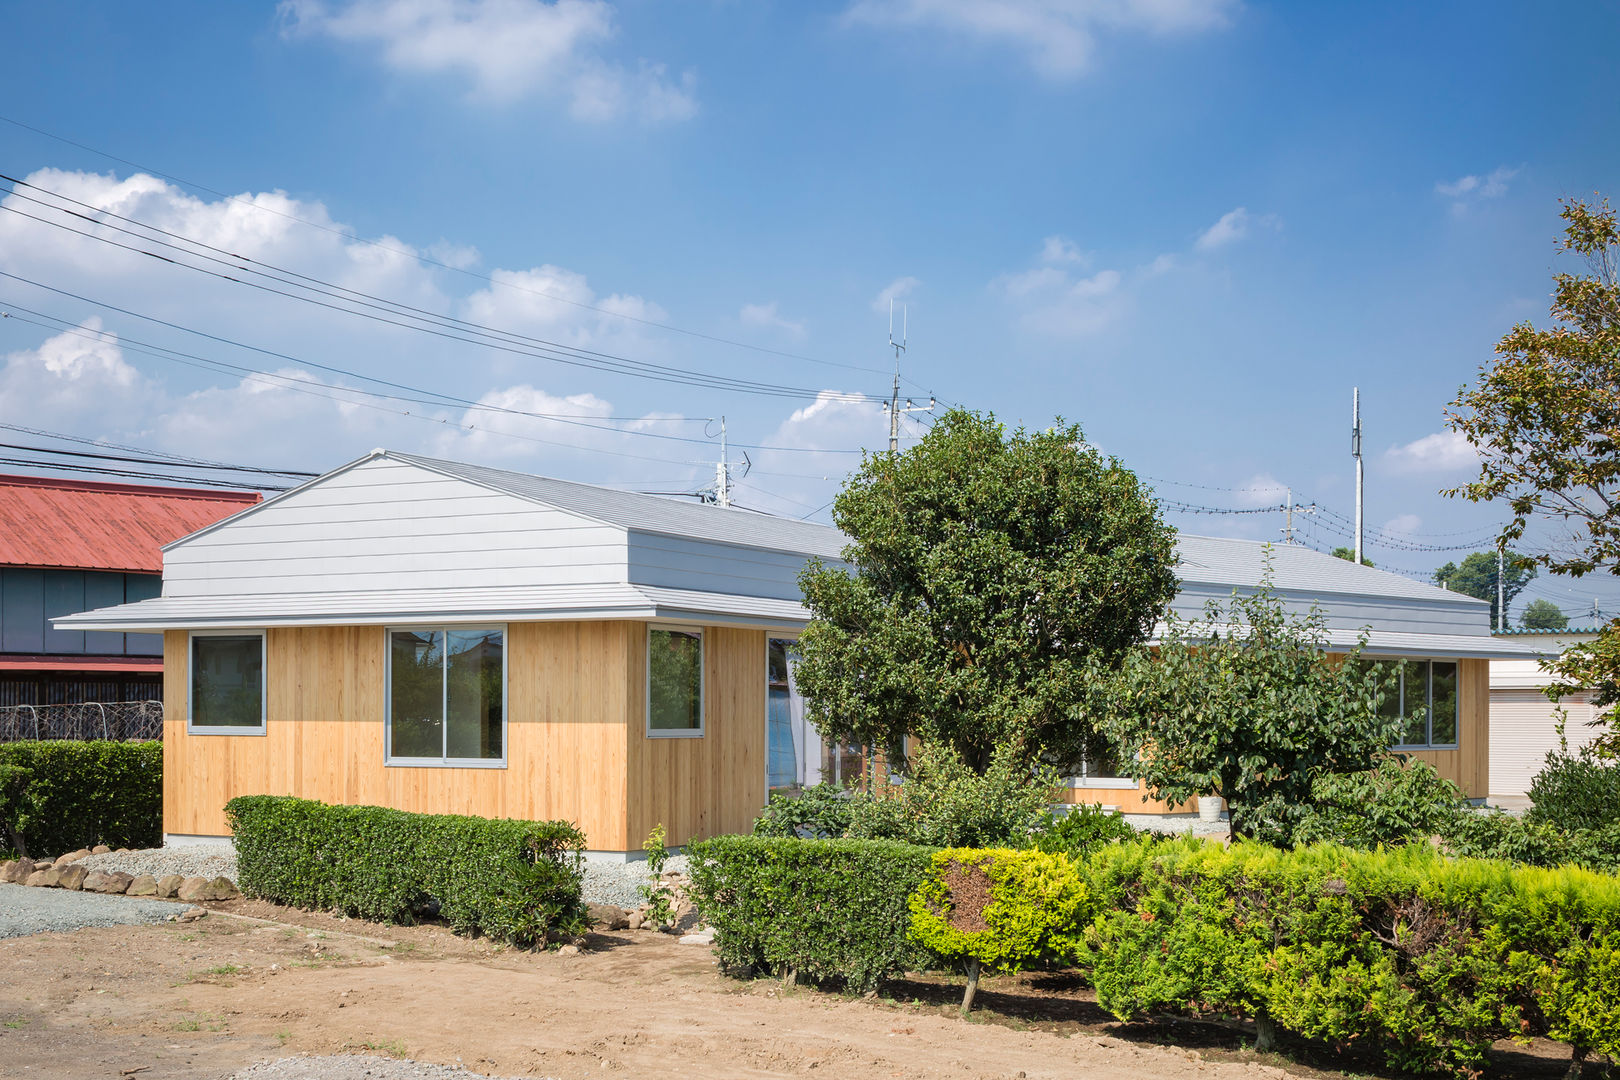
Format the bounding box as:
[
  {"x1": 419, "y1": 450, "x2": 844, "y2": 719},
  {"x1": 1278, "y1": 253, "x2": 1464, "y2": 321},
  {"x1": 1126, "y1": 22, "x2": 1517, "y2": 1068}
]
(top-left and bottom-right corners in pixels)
[
  {"x1": 1280, "y1": 487, "x2": 1316, "y2": 545},
  {"x1": 883, "y1": 300, "x2": 933, "y2": 455},
  {"x1": 1497, "y1": 543, "x2": 1506, "y2": 632},
  {"x1": 1352, "y1": 388, "x2": 1364, "y2": 566}
]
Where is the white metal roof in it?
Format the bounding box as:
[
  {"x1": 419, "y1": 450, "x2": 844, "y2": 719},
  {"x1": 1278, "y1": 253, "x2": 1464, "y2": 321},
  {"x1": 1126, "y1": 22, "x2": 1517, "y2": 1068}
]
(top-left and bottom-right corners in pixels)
[
  {"x1": 52, "y1": 582, "x2": 812, "y2": 633},
  {"x1": 1174, "y1": 534, "x2": 1484, "y2": 607}
]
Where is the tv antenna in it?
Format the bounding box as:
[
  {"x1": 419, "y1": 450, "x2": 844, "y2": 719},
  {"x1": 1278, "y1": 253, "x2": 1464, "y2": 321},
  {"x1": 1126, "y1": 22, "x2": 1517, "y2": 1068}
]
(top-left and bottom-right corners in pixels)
[
  {"x1": 703, "y1": 416, "x2": 749, "y2": 508},
  {"x1": 882, "y1": 299, "x2": 934, "y2": 455}
]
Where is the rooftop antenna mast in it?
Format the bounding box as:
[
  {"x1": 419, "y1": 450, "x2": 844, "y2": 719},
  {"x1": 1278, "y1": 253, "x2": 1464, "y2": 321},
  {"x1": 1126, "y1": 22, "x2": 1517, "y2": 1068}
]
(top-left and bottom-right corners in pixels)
[
  {"x1": 703, "y1": 416, "x2": 746, "y2": 507},
  {"x1": 883, "y1": 299, "x2": 934, "y2": 455},
  {"x1": 1352, "y1": 388, "x2": 1364, "y2": 565}
]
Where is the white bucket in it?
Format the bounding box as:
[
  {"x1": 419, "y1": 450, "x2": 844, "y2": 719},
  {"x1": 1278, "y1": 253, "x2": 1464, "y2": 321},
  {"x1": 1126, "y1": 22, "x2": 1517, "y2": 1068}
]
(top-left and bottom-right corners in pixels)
[{"x1": 1198, "y1": 795, "x2": 1224, "y2": 822}]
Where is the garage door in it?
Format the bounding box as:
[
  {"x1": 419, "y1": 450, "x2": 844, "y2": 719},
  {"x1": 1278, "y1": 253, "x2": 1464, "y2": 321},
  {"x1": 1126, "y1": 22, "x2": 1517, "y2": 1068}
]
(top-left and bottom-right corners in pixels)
[{"x1": 1489, "y1": 690, "x2": 1599, "y2": 802}]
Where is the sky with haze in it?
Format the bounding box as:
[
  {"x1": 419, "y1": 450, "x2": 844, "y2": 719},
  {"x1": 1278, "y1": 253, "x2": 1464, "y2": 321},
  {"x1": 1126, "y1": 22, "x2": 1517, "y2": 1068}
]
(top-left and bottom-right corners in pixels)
[{"x1": 1, "y1": 0, "x2": 1617, "y2": 622}]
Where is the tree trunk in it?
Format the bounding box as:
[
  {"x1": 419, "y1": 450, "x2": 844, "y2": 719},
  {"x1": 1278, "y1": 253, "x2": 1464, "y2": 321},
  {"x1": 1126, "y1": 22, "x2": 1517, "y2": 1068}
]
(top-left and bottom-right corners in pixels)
[
  {"x1": 1565, "y1": 1044, "x2": 1586, "y2": 1079},
  {"x1": 782, "y1": 966, "x2": 796, "y2": 988},
  {"x1": 1254, "y1": 1011, "x2": 1276, "y2": 1053},
  {"x1": 960, "y1": 958, "x2": 981, "y2": 1016}
]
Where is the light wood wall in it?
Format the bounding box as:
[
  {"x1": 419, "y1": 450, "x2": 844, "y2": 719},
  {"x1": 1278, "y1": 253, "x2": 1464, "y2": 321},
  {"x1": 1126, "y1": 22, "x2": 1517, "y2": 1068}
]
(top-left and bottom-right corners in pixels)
[
  {"x1": 1060, "y1": 655, "x2": 1491, "y2": 812},
  {"x1": 163, "y1": 621, "x2": 769, "y2": 851}
]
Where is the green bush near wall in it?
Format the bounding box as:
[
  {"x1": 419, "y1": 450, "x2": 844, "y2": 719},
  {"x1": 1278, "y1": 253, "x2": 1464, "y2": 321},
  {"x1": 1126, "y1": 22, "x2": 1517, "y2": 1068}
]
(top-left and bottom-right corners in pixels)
[
  {"x1": 0, "y1": 740, "x2": 162, "y2": 857},
  {"x1": 226, "y1": 795, "x2": 589, "y2": 948},
  {"x1": 685, "y1": 834, "x2": 938, "y2": 993}
]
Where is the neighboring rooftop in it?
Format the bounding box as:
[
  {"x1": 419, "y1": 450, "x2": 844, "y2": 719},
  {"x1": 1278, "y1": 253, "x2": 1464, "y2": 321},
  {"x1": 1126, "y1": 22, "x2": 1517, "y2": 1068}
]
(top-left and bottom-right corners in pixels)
[
  {"x1": 1174, "y1": 533, "x2": 1485, "y2": 605},
  {"x1": 0, "y1": 473, "x2": 261, "y2": 574},
  {"x1": 1493, "y1": 626, "x2": 1607, "y2": 636}
]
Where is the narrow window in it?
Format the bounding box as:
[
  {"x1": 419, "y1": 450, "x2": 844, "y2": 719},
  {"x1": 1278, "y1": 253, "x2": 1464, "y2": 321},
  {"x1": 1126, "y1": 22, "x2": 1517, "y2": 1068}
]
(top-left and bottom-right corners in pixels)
[
  {"x1": 1429, "y1": 661, "x2": 1458, "y2": 746},
  {"x1": 649, "y1": 627, "x2": 703, "y2": 736},
  {"x1": 1402, "y1": 661, "x2": 1430, "y2": 747},
  {"x1": 387, "y1": 626, "x2": 505, "y2": 765},
  {"x1": 189, "y1": 632, "x2": 265, "y2": 734}
]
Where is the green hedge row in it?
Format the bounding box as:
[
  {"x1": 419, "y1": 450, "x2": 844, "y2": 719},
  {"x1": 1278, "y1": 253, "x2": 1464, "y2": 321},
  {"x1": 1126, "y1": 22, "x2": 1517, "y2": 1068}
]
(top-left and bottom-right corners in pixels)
[
  {"x1": 689, "y1": 833, "x2": 1620, "y2": 1076},
  {"x1": 0, "y1": 740, "x2": 162, "y2": 857},
  {"x1": 685, "y1": 834, "x2": 938, "y2": 993},
  {"x1": 226, "y1": 795, "x2": 589, "y2": 948}
]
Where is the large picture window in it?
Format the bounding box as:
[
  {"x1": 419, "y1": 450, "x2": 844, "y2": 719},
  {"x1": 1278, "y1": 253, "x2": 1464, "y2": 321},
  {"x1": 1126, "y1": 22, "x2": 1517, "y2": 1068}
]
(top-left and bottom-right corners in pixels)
[
  {"x1": 1379, "y1": 659, "x2": 1459, "y2": 750},
  {"x1": 648, "y1": 627, "x2": 703, "y2": 737},
  {"x1": 387, "y1": 627, "x2": 505, "y2": 765},
  {"x1": 189, "y1": 632, "x2": 265, "y2": 735}
]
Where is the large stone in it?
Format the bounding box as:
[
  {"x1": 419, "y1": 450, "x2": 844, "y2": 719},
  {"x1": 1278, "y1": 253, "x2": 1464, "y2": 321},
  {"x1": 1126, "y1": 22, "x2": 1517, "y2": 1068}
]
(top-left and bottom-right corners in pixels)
[
  {"x1": 55, "y1": 849, "x2": 92, "y2": 867},
  {"x1": 0, "y1": 858, "x2": 33, "y2": 883},
  {"x1": 57, "y1": 865, "x2": 89, "y2": 891},
  {"x1": 86, "y1": 871, "x2": 134, "y2": 895},
  {"x1": 200, "y1": 876, "x2": 239, "y2": 902},
  {"x1": 155, "y1": 874, "x2": 185, "y2": 899},
  {"x1": 587, "y1": 903, "x2": 630, "y2": 931},
  {"x1": 25, "y1": 868, "x2": 61, "y2": 888},
  {"x1": 176, "y1": 876, "x2": 210, "y2": 903},
  {"x1": 126, "y1": 874, "x2": 158, "y2": 896},
  {"x1": 91, "y1": 844, "x2": 111, "y2": 855}
]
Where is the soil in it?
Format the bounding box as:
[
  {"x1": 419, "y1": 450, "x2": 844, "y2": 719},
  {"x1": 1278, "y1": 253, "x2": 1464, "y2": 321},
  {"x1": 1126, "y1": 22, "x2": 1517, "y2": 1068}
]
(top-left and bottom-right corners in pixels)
[{"x1": 0, "y1": 898, "x2": 1592, "y2": 1080}]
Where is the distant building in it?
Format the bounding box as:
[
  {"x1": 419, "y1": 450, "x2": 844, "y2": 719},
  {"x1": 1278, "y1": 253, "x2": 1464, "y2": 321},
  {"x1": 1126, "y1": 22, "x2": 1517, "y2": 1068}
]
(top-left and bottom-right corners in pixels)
[
  {"x1": 1489, "y1": 627, "x2": 1611, "y2": 807},
  {"x1": 0, "y1": 474, "x2": 259, "y2": 706}
]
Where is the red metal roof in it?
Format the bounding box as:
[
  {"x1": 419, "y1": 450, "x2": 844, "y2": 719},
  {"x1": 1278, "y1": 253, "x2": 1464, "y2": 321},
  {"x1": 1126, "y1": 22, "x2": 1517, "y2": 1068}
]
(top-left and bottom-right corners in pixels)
[
  {"x1": 0, "y1": 654, "x2": 164, "y2": 672},
  {"x1": 0, "y1": 473, "x2": 261, "y2": 573}
]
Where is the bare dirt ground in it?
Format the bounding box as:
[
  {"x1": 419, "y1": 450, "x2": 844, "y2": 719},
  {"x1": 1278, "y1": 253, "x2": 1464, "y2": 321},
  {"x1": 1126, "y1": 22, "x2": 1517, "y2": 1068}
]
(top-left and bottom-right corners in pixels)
[{"x1": 0, "y1": 897, "x2": 1589, "y2": 1080}]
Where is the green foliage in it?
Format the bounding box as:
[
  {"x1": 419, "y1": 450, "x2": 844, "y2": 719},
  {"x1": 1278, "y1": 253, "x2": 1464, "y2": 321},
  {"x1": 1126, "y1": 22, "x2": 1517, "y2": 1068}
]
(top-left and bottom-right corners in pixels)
[
  {"x1": 639, "y1": 825, "x2": 676, "y2": 928},
  {"x1": 225, "y1": 795, "x2": 588, "y2": 948},
  {"x1": 1431, "y1": 550, "x2": 1536, "y2": 628},
  {"x1": 794, "y1": 408, "x2": 1177, "y2": 772},
  {"x1": 1446, "y1": 196, "x2": 1620, "y2": 735},
  {"x1": 1444, "y1": 809, "x2": 1620, "y2": 873},
  {"x1": 909, "y1": 848, "x2": 1087, "y2": 973},
  {"x1": 1527, "y1": 748, "x2": 1620, "y2": 831},
  {"x1": 1085, "y1": 837, "x2": 1620, "y2": 1076},
  {"x1": 0, "y1": 740, "x2": 161, "y2": 857},
  {"x1": 1519, "y1": 597, "x2": 1569, "y2": 630},
  {"x1": 1548, "y1": 624, "x2": 1620, "y2": 724},
  {"x1": 1330, "y1": 546, "x2": 1374, "y2": 567},
  {"x1": 752, "y1": 743, "x2": 1059, "y2": 849},
  {"x1": 1031, "y1": 804, "x2": 1138, "y2": 860},
  {"x1": 1092, "y1": 568, "x2": 1405, "y2": 841},
  {"x1": 686, "y1": 834, "x2": 937, "y2": 993},
  {"x1": 1287, "y1": 757, "x2": 1467, "y2": 850}
]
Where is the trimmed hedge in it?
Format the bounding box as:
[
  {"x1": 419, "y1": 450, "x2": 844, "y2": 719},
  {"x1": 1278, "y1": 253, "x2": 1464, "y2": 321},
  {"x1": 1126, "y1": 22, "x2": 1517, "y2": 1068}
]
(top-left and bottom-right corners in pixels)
[
  {"x1": 1085, "y1": 837, "x2": 1620, "y2": 1076},
  {"x1": 685, "y1": 834, "x2": 937, "y2": 993},
  {"x1": 0, "y1": 740, "x2": 162, "y2": 857},
  {"x1": 226, "y1": 795, "x2": 589, "y2": 948}
]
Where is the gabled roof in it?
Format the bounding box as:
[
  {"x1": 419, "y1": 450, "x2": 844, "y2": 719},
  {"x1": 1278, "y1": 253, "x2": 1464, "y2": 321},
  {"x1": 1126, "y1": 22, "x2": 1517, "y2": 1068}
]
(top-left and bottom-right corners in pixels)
[
  {"x1": 387, "y1": 451, "x2": 847, "y2": 560},
  {"x1": 1174, "y1": 534, "x2": 1485, "y2": 606},
  {"x1": 0, "y1": 473, "x2": 261, "y2": 574}
]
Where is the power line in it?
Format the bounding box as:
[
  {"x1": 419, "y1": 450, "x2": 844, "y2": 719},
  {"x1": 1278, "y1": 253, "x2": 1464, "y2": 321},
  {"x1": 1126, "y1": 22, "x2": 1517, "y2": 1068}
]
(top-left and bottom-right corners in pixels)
[
  {"x1": 0, "y1": 117, "x2": 895, "y2": 379},
  {"x1": 0, "y1": 456, "x2": 289, "y2": 491},
  {"x1": 0, "y1": 440, "x2": 317, "y2": 479}
]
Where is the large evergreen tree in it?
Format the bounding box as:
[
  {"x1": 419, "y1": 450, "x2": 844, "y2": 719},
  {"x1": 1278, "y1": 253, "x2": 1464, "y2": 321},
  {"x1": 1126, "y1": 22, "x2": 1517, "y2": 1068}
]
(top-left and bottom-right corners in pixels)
[{"x1": 793, "y1": 409, "x2": 1178, "y2": 773}]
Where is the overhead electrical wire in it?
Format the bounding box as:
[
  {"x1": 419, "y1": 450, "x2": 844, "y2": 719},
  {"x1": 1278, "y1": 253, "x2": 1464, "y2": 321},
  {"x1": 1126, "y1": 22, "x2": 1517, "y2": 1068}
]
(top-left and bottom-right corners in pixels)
[
  {"x1": 0, "y1": 440, "x2": 318, "y2": 478},
  {"x1": 0, "y1": 116, "x2": 897, "y2": 380}
]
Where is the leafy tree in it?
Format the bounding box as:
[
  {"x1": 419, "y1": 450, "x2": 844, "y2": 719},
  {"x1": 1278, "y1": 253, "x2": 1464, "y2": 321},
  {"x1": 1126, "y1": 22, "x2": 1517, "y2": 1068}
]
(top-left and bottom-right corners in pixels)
[
  {"x1": 794, "y1": 408, "x2": 1178, "y2": 773},
  {"x1": 1331, "y1": 546, "x2": 1374, "y2": 567},
  {"x1": 1432, "y1": 549, "x2": 1535, "y2": 627},
  {"x1": 1444, "y1": 196, "x2": 1620, "y2": 737},
  {"x1": 1091, "y1": 568, "x2": 1403, "y2": 842},
  {"x1": 1520, "y1": 598, "x2": 1570, "y2": 631}
]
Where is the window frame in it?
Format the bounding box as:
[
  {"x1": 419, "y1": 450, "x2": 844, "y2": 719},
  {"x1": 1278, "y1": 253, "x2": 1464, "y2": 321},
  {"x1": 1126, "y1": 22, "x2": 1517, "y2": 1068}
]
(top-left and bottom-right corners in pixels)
[
  {"x1": 186, "y1": 629, "x2": 268, "y2": 737},
  {"x1": 1385, "y1": 657, "x2": 1461, "y2": 752},
  {"x1": 647, "y1": 623, "x2": 705, "y2": 740},
  {"x1": 384, "y1": 623, "x2": 509, "y2": 769}
]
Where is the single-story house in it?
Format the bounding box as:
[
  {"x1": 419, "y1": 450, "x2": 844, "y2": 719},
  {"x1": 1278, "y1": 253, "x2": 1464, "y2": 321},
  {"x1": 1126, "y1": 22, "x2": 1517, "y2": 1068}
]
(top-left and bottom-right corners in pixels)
[
  {"x1": 1487, "y1": 627, "x2": 1610, "y2": 808},
  {"x1": 56, "y1": 450, "x2": 1542, "y2": 853}
]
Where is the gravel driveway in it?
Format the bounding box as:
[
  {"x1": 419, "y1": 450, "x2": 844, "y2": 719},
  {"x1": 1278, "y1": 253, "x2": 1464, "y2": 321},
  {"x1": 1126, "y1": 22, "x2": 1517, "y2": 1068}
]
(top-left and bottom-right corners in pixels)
[
  {"x1": 0, "y1": 882, "x2": 191, "y2": 939},
  {"x1": 228, "y1": 1056, "x2": 553, "y2": 1080}
]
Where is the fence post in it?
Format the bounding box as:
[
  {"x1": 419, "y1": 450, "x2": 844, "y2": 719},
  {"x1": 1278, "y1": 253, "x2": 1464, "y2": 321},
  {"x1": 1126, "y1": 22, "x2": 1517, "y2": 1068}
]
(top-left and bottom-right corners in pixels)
[
  {"x1": 25, "y1": 703, "x2": 39, "y2": 741},
  {"x1": 95, "y1": 702, "x2": 109, "y2": 740}
]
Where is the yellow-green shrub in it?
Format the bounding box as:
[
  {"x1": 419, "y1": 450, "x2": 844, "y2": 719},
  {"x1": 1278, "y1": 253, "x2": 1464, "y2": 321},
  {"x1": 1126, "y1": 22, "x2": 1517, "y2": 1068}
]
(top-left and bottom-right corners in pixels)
[{"x1": 910, "y1": 847, "x2": 1087, "y2": 1011}]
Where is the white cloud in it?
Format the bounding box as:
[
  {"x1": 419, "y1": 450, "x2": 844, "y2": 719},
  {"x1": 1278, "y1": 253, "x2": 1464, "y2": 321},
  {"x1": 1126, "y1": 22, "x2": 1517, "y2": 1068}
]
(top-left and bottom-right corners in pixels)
[
  {"x1": 1233, "y1": 472, "x2": 1288, "y2": 509},
  {"x1": 738, "y1": 302, "x2": 806, "y2": 338},
  {"x1": 843, "y1": 0, "x2": 1236, "y2": 78},
  {"x1": 871, "y1": 275, "x2": 920, "y2": 315},
  {"x1": 1384, "y1": 430, "x2": 1479, "y2": 475},
  {"x1": 1039, "y1": 235, "x2": 1087, "y2": 265},
  {"x1": 279, "y1": 0, "x2": 697, "y2": 121},
  {"x1": 460, "y1": 265, "x2": 664, "y2": 349},
  {"x1": 1194, "y1": 206, "x2": 1279, "y2": 251},
  {"x1": 0, "y1": 319, "x2": 158, "y2": 431},
  {"x1": 1381, "y1": 513, "x2": 1423, "y2": 537},
  {"x1": 1435, "y1": 166, "x2": 1520, "y2": 214}
]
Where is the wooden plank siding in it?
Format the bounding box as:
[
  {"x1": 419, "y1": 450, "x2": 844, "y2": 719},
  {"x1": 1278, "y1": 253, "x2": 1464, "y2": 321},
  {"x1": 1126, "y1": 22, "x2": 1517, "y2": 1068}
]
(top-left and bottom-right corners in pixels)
[
  {"x1": 1060, "y1": 655, "x2": 1491, "y2": 812},
  {"x1": 162, "y1": 620, "x2": 770, "y2": 851}
]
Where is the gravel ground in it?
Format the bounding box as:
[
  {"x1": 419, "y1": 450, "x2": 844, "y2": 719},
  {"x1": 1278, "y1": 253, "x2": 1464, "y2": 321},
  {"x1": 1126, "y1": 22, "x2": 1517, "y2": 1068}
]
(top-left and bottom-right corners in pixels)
[
  {"x1": 77, "y1": 843, "x2": 239, "y2": 880},
  {"x1": 1122, "y1": 813, "x2": 1231, "y2": 836},
  {"x1": 0, "y1": 882, "x2": 191, "y2": 939},
  {"x1": 581, "y1": 854, "x2": 687, "y2": 908},
  {"x1": 228, "y1": 1056, "x2": 553, "y2": 1080}
]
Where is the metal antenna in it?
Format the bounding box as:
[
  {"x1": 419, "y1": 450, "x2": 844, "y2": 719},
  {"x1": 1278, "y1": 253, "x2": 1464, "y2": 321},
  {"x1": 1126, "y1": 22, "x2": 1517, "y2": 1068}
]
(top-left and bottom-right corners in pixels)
[
  {"x1": 715, "y1": 416, "x2": 731, "y2": 508},
  {"x1": 883, "y1": 299, "x2": 933, "y2": 455},
  {"x1": 1352, "y1": 388, "x2": 1364, "y2": 565}
]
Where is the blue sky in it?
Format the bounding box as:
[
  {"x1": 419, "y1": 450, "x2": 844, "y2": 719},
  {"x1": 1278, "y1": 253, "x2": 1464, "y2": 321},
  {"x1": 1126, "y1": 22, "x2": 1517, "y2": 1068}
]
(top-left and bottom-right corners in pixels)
[{"x1": 1, "y1": 1, "x2": 1616, "y2": 621}]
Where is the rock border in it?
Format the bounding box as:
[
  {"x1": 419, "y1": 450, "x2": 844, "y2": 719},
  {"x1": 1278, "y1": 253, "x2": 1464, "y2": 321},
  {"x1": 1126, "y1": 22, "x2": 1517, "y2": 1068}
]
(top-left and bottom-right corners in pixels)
[{"x1": 0, "y1": 850, "x2": 239, "y2": 902}]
